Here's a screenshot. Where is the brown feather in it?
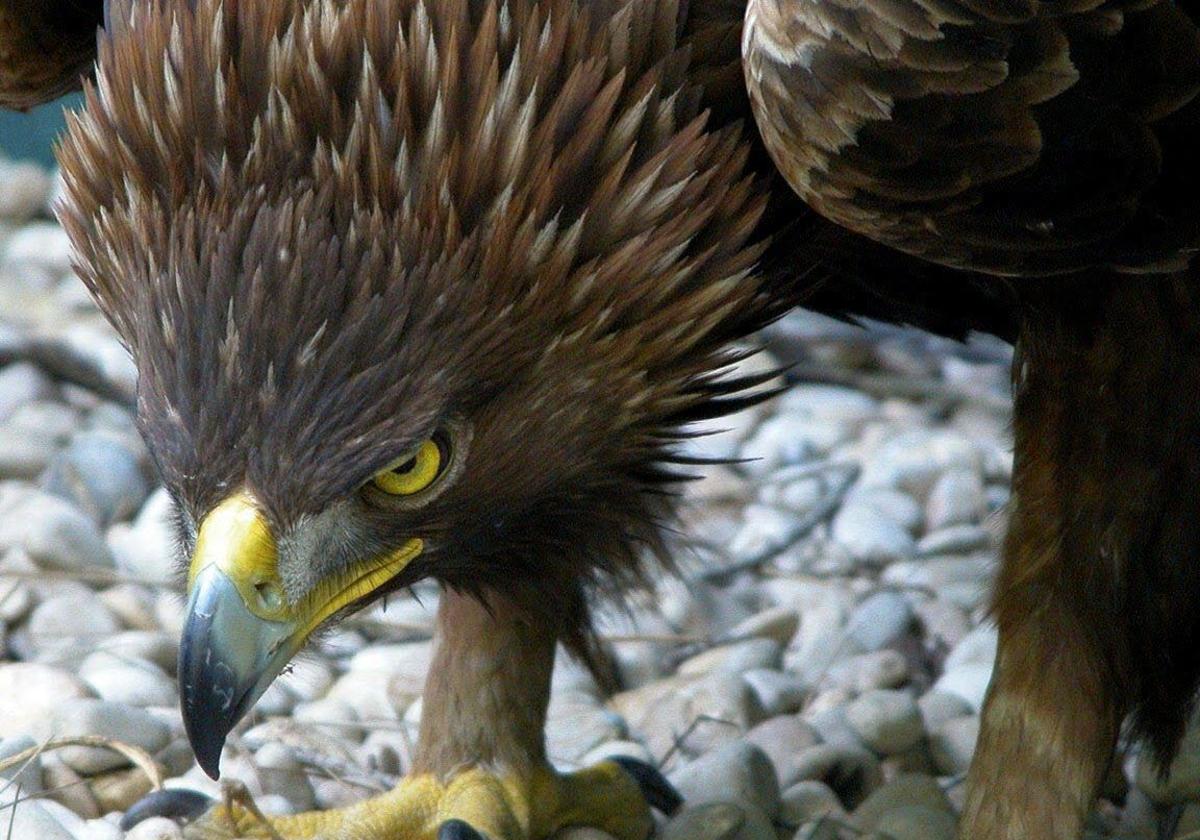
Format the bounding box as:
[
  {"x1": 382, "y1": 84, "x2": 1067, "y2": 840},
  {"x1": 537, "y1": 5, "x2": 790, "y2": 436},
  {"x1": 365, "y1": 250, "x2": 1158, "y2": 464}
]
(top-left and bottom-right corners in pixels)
[
  {"x1": 57, "y1": 0, "x2": 780, "y2": 652},
  {"x1": 743, "y1": 0, "x2": 1200, "y2": 275}
]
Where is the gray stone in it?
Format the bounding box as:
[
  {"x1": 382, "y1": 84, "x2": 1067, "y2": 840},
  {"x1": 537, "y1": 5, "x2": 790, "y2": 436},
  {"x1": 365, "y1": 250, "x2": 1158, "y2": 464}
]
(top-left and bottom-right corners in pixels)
[
  {"x1": 50, "y1": 699, "x2": 172, "y2": 774},
  {"x1": 0, "y1": 159, "x2": 52, "y2": 222},
  {"x1": 0, "y1": 798, "x2": 76, "y2": 839},
  {"x1": 728, "y1": 504, "x2": 805, "y2": 562},
  {"x1": 845, "y1": 690, "x2": 925, "y2": 757},
  {"x1": 874, "y1": 805, "x2": 958, "y2": 840},
  {"x1": 788, "y1": 744, "x2": 882, "y2": 809},
  {"x1": 911, "y1": 599, "x2": 970, "y2": 653},
  {"x1": 845, "y1": 592, "x2": 913, "y2": 652},
  {"x1": 580, "y1": 740, "x2": 655, "y2": 768},
  {"x1": 822, "y1": 650, "x2": 909, "y2": 693},
  {"x1": 805, "y1": 707, "x2": 865, "y2": 751},
  {"x1": 123, "y1": 816, "x2": 186, "y2": 839},
  {"x1": 80, "y1": 817, "x2": 126, "y2": 840},
  {"x1": 79, "y1": 657, "x2": 177, "y2": 707},
  {"x1": 611, "y1": 673, "x2": 761, "y2": 758},
  {"x1": 925, "y1": 468, "x2": 986, "y2": 530},
  {"x1": 0, "y1": 489, "x2": 114, "y2": 571},
  {"x1": 931, "y1": 664, "x2": 994, "y2": 714},
  {"x1": 944, "y1": 624, "x2": 998, "y2": 672},
  {"x1": 742, "y1": 669, "x2": 806, "y2": 717},
  {"x1": 917, "y1": 691, "x2": 973, "y2": 733},
  {"x1": 758, "y1": 474, "x2": 822, "y2": 513},
  {"x1": 2, "y1": 223, "x2": 73, "y2": 277},
  {"x1": 328, "y1": 666, "x2": 407, "y2": 725},
  {"x1": 0, "y1": 571, "x2": 29, "y2": 624},
  {"x1": 95, "y1": 630, "x2": 178, "y2": 673},
  {"x1": 254, "y1": 742, "x2": 317, "y2": 811},
  {"x1": 730, "y1": 607, "x2": 799, "y2": 647},
  {"x1": 744, "y1": 716, "x2": 821, "y2": 788},
  {"x1": 6, "y1": 400, "x2": 79, "y2": 442},
  {"x1": 659, "y1": 802, "x2": 755, "y2": 840},
  {"x1": 109, "y1": 487, "x2": 178, "y2": 585},
  {"x1": 881, "y1": 555, "x2": 994, "y2": 611},
  {"x1": 0, "y1": 663, "x2": 93, "y2": 740},
  {"x1": 858, "y1": 429, "x2": 983, "y2": 499},
  {"x1": 0, "y1": 735, "x2": 43, "y2": 794},
  {"x1": 99, "y1": 584, "x2": 160, "y2": 631},
  {"x1": 852, "y1": 773, "x2": 952, "y2": 832},
  {"x1": 281, "y1": 657, "x2": 336, "y2": 701},
  {"x1": 668, "y1": 740, "x2": 780, "y2": 820},
  {"x1": 0, "y1": 422, "x2": 59, "y2": 479},
  {"x1": 776, "y1": 385, "x2": 879, "y2": 424},
  {"x1": 985, "y1": 484, "x2": 1010, "y2": 510},
  {"x1": 929, "y1": 715, "x2": 979, "y2": 775},
  {"x1": 0, "y1": 362, "x2": 55, "y2": 421},
  {"x1": 739, "y1": 415, "x2": 850, "y2": 473},
  {"x1": 546, "y1": 698, "x2": 625, "y2": 763},
  {"x1": 842, "y1": 488, "x2": 923, "y2": 534},
  {"x1": 42, "y1": 431, "x2": 149, "y2": 525},
  {"x1": 26, "y1": 591, "x2": 121, "y2": 664},
  {"x1": 831, "y1": 503, "x2": 916, "y2": 565},
  {"x1": 779, "y1": 779, "x2": 846, "y2": 828},
  {"x1": 292, "y1": 697, "x2": 364, "y2": 741},
  {"x1": 254, "y1": 680, "x2": 297, "y2": 717},
  {"x1": 917, "y1": 524, "x2": 993, "y2": 556},
  {"x1": 679, "y1": 638, "x2": 783, "y2": 677},
  {"x1": 155, "y1": 591, "x2": 187, "y2": 635}
]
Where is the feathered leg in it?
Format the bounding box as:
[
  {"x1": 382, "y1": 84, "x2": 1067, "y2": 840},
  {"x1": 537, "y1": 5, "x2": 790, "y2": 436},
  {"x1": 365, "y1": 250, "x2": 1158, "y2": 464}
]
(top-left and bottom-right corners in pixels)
[{"x1": 960, "y1": 279, "x2": 1200, "y2": 840}]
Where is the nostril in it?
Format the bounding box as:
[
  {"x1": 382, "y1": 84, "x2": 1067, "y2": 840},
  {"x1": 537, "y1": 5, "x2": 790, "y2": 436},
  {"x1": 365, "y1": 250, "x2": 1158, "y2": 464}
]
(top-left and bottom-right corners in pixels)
[{"x1": 255, "y1": 580, "x2": 283, "y2": 611}]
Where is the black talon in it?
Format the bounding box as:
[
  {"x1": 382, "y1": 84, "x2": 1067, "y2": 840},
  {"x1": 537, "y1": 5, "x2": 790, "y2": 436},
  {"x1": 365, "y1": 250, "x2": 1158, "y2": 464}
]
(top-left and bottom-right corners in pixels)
[
  {"x1": 611, "y1": 755, "x2": 685, "y2": 816},
  {"x1": 438, "y1": 818, "x2": 489, "y2": 840},
  {"x1": 119, "y1": 788, "x2": 216, "y2": 830}
]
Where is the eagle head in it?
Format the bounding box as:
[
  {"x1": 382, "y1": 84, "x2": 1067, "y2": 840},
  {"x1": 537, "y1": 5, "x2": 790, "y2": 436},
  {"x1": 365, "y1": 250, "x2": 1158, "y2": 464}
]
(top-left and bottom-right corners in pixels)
[{"x1": 56, "y1": 0, "x2": 774, "y2": 775}]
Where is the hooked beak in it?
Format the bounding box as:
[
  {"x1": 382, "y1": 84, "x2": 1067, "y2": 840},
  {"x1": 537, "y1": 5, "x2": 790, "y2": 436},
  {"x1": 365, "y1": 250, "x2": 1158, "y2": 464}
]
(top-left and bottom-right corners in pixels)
[{"x1": 178, "y1": 494, "x2": 422, "y2": 778}]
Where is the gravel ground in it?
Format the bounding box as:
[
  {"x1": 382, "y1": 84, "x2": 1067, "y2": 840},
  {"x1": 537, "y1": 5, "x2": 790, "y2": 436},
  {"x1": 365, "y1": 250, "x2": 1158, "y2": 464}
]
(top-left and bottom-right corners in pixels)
[{"x1": 0, "y1": 154, "x2": 1191, "y2": 840}]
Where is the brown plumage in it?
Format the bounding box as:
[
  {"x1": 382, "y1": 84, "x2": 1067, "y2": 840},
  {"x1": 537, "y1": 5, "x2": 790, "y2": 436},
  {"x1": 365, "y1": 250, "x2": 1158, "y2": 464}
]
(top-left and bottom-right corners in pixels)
[
  {"x1": 743, "y1": 0, "x2": 1200, "y2": 275},
  {"x1": 59, "y1": 0, "x2": 782, "y2": 660},
  {"x1": 8, "y1": 0, "x2": 1200, "y2": 839}
]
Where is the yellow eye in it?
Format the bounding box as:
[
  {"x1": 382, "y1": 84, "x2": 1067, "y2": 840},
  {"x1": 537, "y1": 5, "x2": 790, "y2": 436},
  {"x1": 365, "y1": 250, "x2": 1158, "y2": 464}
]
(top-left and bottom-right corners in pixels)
[{"x1": 372, "y1": 439, "x2": 443, "y2": 496}]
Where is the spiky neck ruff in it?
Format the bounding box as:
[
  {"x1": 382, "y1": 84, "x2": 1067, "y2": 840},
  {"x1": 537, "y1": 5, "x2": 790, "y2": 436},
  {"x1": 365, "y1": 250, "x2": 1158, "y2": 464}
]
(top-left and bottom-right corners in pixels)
[{"x1": 58, "y1": 0, "x2": 779, "y2": 655}]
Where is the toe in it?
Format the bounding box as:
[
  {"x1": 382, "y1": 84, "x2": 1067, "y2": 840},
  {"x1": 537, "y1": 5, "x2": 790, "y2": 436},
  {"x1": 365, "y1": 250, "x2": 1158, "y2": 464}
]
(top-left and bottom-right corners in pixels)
[
  {"x1": 120, "y1": 789, "x2": 216, "y2": 830},
  {"x1": 609, "y1": 757, "x2": 683, "y2": 816},
  {"x1": 438, "y1": 818, "x2": 490, "y2": 840}
]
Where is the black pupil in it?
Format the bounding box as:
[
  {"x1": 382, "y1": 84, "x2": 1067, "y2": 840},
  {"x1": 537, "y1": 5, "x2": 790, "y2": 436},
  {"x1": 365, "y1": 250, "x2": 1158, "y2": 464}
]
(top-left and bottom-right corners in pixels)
[{"x1": 392, "y1": 455, "x2": 418, "y2": 475}]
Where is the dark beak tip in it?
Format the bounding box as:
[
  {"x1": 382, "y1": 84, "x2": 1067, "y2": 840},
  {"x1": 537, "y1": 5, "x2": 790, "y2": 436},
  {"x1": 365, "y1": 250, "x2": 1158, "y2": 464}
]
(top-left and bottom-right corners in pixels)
[
  {"x1": 198, "y1": 753, "x2": 223, "y2": 781},
  {"x1": 181, "y1": 704, "x2": 230, "y2": 781}
]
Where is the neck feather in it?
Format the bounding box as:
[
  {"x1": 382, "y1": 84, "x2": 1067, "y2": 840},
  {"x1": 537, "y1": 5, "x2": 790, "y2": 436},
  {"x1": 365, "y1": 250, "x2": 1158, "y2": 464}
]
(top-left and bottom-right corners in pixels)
[{"x1": 413, "y1": 587, "x2": 556, "y2": 777}]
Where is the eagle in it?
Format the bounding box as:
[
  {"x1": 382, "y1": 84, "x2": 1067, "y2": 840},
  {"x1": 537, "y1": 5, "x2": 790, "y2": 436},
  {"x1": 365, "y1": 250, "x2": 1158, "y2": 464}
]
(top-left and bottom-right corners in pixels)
[{"x1": 4, "y1": 1, "x2": 1200, "y2": 839}]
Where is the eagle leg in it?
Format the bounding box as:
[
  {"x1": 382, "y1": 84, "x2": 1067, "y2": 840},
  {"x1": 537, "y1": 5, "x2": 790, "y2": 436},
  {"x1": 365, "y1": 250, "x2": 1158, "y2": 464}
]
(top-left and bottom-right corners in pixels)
[
  {"x1": 139, "y1": 588, "x2": 673, "y2": 840},
  {"x1": 960, "y1": 280, "x2": 1200, "y2": 840}
]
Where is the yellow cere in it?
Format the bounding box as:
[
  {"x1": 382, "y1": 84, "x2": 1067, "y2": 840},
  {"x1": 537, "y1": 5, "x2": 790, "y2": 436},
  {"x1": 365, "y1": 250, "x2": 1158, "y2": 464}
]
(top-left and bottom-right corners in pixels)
[
  {"x1": 373, "y1": 439, "x2": 442, "y2": 495},
  {"x1": 188, "y1": 493, "x2": 278, "y2": 596}
]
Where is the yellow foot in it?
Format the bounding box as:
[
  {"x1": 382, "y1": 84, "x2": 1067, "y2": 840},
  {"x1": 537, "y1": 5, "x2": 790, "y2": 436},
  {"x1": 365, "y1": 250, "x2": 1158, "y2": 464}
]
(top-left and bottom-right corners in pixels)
[{"x1": 122, "y1": 757, "x2": 681, "y2": 840}]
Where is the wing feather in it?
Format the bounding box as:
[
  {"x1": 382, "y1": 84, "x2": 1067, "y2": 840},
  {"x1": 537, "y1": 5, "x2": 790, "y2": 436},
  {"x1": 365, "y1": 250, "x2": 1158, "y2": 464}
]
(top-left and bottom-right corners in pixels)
[{"x1": 743, "y1": 0, "x2": 1200, "y2": 275}]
